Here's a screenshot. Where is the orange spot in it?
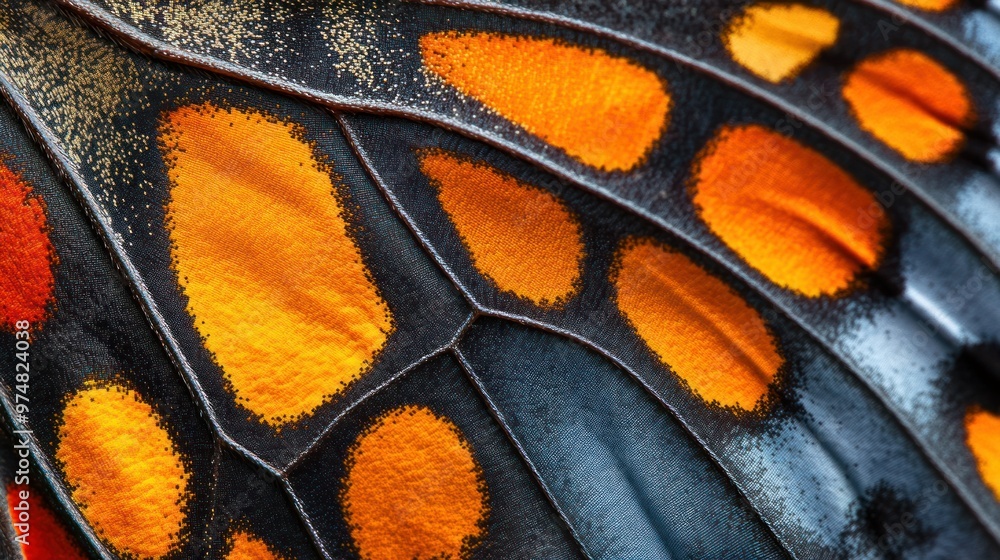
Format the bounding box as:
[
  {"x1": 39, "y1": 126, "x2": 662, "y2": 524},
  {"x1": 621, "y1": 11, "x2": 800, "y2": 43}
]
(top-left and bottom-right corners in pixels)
[
  {"x1": 966, "y1": 407, "x2": 1000, "y2": 501},
  {"x1": 419, "y1": 150, "x2": 584, "y2": 306},
  {"x1": 0, "y1": 161, "x2": 55, "y2": 330},
  {"x1": 723, "y1": 3, "x2": 840, "y2": 83},
  {"x1": 56, "y1": 381, "x2": 189, "y2": 558},
  {"x1": 894, "y1": 0, "x2": 957, "y2": 11},
  {"x1": 6, "y1": 484, "x2": 87, "y2": 560},
  {"x1": 226, "y1": 530, "x2": 286, "y2": 560},
  {"x1": 342, "y1": 405, "x2": 488, "y2": 559},
  {"x1": 843, "y1": 49, "x2": 972, "y2": 163},
  {"x1": 613, "y1": 238, "x2": 783, "y2": 411},
  {"x1": 691, "y1": 124, "x2": 888, "y2": 296},
  {"x1": 160, "y1": 103, "x2": 393, "y2": 426},
  {"x1": 420, "y1": 32, "x2": 671, "y2": 171}
]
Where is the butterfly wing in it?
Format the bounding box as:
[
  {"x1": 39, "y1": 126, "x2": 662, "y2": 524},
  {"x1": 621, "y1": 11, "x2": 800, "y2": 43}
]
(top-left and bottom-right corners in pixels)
[{"x1": 1, "y1": 0, "x2": 1000, "y2": 557}]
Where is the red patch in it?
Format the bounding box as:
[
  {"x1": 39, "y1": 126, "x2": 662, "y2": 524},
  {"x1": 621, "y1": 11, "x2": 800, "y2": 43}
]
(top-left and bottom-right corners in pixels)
[
  {"x1": 0, "y1": 162, "x2": 55, "y2": 330},
  {"x1": 6, "y1": 484, "x2": 87, "y2": 559}
]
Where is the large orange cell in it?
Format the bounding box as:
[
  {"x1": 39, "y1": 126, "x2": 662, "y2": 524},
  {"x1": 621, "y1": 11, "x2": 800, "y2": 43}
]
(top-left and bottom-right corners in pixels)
[
  {"x1": 419, "y1": 150, "x2": 584, "y2": 307},
  {"x1": 723, "y1": 3, "x2": 840, "y2": 83},
  {"x1": 613, "y1": 238, "x2": 783, "y2": 412},
  {"x1": 160, "y1": 103, "x2": 393, "y2": 426},
  {"x1": 691, "y1": 124, "x2": 888, "y2": 297},
  {"x1": 56, "y1": 382, "x2": 190, "y2": 558},
  {"x1": 421, "y1": 32, "x2": 670, "y2": 172},
  {"x1": 843, "y1": 49, "x2": 972, "y2": 163},
  {"x1": 342, "y1": 405, "x2": 488, "y2": 559}
]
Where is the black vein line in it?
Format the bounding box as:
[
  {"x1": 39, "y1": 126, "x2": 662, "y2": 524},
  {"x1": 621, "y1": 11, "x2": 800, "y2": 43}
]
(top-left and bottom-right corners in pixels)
[
  {"x1": 451, "y1": 347, "x2": 596, "y2": 560},
  {"x1": 454, "y1": 318, "x2": 798, "y2": 559},
  {"x1": 340, "y1": 113, "x2": 798, "y2": 559},
  {"x1": 479, "y1": 297, "x2": 1000, "y2": 539},
  {"x1": 283, "y1": 311, "x2": 477, "y2": 474},
  {"x1": 54, "y1": 0, "x2": 1000, "y2": 280},
  {"x1": 335, "y1": 112, "x2": 481, "y2": 308},
  {"x1": 0, "y1": 62, "x2": 343, "y2": 560},
  {"x1": 278, "y1": 478, "x2": 332, "y2": 560},
  {"x1": 0, "y1": 385, "x2": 113, "y2": 560},
  {"x1": 849, "y1": 0, "x2": 1000, "y2": 81}
]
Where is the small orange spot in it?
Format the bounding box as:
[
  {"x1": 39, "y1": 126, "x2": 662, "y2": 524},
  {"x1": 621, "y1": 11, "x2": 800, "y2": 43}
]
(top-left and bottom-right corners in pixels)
[
  {"x1": 613, "y1": 238, "x2": 783, "y2": 412},
  {"x1": 723, "y1": 3, "x2": 840, "y2": 83},
  {"x1": 419, "y1": 150, "x2": 584, "y2": 306},
  {"x1": 160, "y1": 103, "x2": 393, "y2": 426},
  {"x1": 893, "y1": 0, "x2": 957, "y2": 12},
  {"x1": 0, "y1": 161, "x2": 55, "y2": 331},
  {"x1": 56, "y1": 381, "x2": 190, "y2": 558},
  {"x1": 226, "y1": 530, "x2": 286, "y2": 560},
  {"x1": 420, "y1": 32, "x2": 671, "y2": 171},
  {"x1": 691, "y1": 124, "x2": 888, "y2": 296},
  {"x1": 342, "y1": 405, "x2": 488, "y2": 560},
  {"x1": 966, "y1": 407, "x2": 1000, "y2": 501},
  {"x1": 843, "y1": 49, "x2": 973, "y2": 163},
  {"x1": 6, "y1": 484, "x2": 87, "y2": 560}
]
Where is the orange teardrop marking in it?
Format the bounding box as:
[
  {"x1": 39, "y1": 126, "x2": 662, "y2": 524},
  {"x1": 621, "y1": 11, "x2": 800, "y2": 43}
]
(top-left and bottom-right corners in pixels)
[
  {"x1": 342, "y1": 405, "x2": 488, "y2": 559},
  {"x1": 843, "y1": 49, "x2": 972, "y2": 163},
  {"x1": 420, "y1": 32, "x2": 671, "y2": 171},
  {"x1": 691, "y1": 124, "x2": 888, "y2": 297},
  {"x1": 723, "y1": 3, "x2": 840, "y2": 83},
  {"x1": 613, "y1": 238, "x2": 783, "y2": 412},
  {"x1": 419, "y1": 150, "x2": 584, "y2": 307},
  {"x1": 160, "y1": 103, "x2": 393, "y2": 426},
  {"x1": 0, "y1": 161, "x2": 55, "y2": 331},
  {"x1": 966, "y1": 407, "x2": 1000, "y2": 501}
]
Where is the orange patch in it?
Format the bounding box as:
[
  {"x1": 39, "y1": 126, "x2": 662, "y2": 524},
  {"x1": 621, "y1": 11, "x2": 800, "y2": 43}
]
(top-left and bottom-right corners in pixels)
[
  {"x1": 160, "y1": 103, "x2": 393, "y2": 426},
  {"x1": 6, "y1": 484, "x2": 87, "y2": 560},
  {"x1": 342, "y1": 405, "x2": 488, "y2": 559},
  {"x1": 613, "y1": 238, "x2": 783, "y2": 411},
  {"x1": 723, "y1": 3, "x2": 840, "y2": 83},
  {"x1": 420, "y1": 32, "x2": 671, "y2": 171},
  {"x1": 893, "y1": 0, "x2": 957, "y2": 11},
  {"x1": 966, "y1": 407, "x2": 1000, "y2": 501},
  {"x1": 691, "y1": 124, "x2": 888, "y2": 296},
  {"x1": 0, "y1": 162, "x2": 55, "y2": 330},
  {"x1": 843, "y1": 49, "x2": 972, "y2": 163},
  {"x1": 419, "y1": 150, "x2": 584, "y2": 306},
  {"x1": 56, "y1": 381, "x2": 190, "y2": 558},
  {"x1": 226, "y1": 530, "x2": 286, "y2": 560}
]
